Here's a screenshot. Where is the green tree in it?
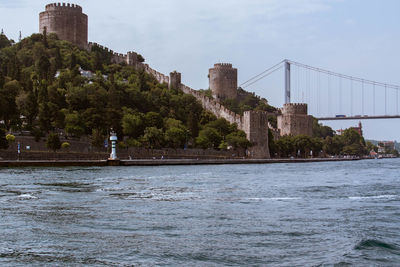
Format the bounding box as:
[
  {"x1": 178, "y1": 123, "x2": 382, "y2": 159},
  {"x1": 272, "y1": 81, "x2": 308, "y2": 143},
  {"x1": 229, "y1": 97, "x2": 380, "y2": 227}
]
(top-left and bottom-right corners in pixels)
[
  {"x1": 91, "y1": 129, "x2": 105, "y2": 148},
  {"x1": 46, "y1": 132, "x2": 61, "y2": 152},
  {"x1": 341, "y1": 128, "x2": 366, "y2": 156},
  {"x1": 312, "y1": 119, "x2": 334, "y2": 138},
  {"x1": 276, "y1": 135, "x2": 295, "y2": 157},
  {"x1": 65, "y1": 112, "x2": 85, "y2": 137},
  {"x1": 293, "y1": 135, "x2": 312, "y2": 157},
  {"x1": 142, "y1": 127, "x2": 164, "y2": 149},
  {"x1": 196, "y1": 127, "x2": 222, "y2": 149},
  {"x1": 144, "y1": 112, "x2": 163, "y2": 128},
  {"x1": 0, "y1": 32, "x2": 11, "y2": 49},
  {"x1": 323, "y1": 135, "x2": 345, "y2": 156},
  {"x1": 0, "y1": 80, "x2": 20, "y2": 130},
  {"x1": 226, "y1": 131, "x2": 251, "y2": 149},
  {"x1": 366, "y1": 141, "x2": 378, "y2": 153},
  {"x1": 165, "y1": 127, "x2": 186, "y2": 149},
  {"x1": 122, "y1": 113, "x2": 144, "y2": 138},
  {"x1": 205, "y1": 118, "x2": 233, "y2": 137},
  {"x1": 0, "y1": 128, "x2": 9, "y2": 149}
]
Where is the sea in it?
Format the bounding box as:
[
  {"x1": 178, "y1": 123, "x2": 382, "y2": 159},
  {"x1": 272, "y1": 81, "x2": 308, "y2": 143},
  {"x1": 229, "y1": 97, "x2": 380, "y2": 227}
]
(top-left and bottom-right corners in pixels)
[{"x1": 0, "y1": 159, "x2": 399, "y2": 266}]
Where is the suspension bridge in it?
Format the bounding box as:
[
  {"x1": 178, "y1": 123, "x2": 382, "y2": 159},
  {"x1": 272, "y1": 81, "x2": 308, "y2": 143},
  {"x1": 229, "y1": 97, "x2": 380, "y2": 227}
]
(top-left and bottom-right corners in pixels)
[{"x1": 240, "y1": 60, "x2": 400, "y2": 121}]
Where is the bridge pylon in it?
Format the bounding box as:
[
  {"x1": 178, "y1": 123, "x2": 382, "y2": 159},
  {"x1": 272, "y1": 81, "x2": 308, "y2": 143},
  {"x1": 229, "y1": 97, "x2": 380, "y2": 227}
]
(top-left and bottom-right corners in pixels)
[{"x1": 284, "y1": 60, "x2": 291, "y2": 104}]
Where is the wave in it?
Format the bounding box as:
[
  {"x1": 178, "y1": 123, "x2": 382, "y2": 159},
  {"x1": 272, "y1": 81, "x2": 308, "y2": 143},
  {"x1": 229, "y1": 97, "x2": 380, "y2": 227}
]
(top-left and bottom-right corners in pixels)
[
  {"x1": 18, "y1": 194, "x2": 38, "y2": 199},
  {"x1": 348, "y1": 195, "x2": 397, "y2": 200},
  {"x1": 355, "y1": 239, "x2": 399, "y2": 251},
  {"x1": 246, "y1": 197, "x2": 301, "y2": 201}
]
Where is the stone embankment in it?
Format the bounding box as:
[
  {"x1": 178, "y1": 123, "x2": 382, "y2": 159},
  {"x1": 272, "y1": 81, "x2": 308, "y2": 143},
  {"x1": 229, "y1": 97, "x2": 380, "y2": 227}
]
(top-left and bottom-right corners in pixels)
[{"x1": 0, "y1": 157, "x2": 364, "y2": 168}]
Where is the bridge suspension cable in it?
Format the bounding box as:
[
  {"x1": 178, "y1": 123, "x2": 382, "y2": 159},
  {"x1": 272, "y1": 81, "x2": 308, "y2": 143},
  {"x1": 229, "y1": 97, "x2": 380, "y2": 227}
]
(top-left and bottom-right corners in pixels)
[
  {"x1": 240, "y1": 59, "x2": 400, "y2": 118},
  {"x1": 287, "y1": 60, "x2": 400, "y2": 91},
  {"x1": 240, "y1": 60, "x2": 285, "y2": 88}
]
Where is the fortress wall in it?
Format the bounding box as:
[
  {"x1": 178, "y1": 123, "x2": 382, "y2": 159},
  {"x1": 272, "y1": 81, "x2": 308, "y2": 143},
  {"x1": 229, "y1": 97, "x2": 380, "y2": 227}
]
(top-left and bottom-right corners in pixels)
[
  {"x1": 84, "y1": 43, "x2": 269, "y2": 157},
  {"x1": 88, "y1": 42, "x2": 128, "y2": 65},
  {"x1": 142, "y1": 64, "x2": 169, "y2": 85},
  {"x1": 180, "y1": 84, "x2": 243, "y2": 128},
  {"x1": 179, "y1": 83, "x2": 269, "y2": 158}
]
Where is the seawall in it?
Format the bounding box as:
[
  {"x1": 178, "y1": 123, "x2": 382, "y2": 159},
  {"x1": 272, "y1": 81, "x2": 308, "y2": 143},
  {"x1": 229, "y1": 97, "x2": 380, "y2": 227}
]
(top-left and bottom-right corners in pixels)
[{"x1": 0, "y1": 158, "x2": 365, "y2": 168}]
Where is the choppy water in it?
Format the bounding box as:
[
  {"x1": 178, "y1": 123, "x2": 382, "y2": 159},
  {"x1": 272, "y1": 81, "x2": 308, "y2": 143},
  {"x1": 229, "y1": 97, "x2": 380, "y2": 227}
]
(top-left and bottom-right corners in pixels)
[{"x1": 0, "y1": 159, "x2": 400, "y2": 266}]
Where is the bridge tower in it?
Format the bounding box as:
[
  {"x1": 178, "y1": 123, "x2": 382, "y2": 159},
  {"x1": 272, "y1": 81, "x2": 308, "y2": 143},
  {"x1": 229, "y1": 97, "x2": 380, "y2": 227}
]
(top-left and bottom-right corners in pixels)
[{"x1": 284, "y1": 60, "x2": 291, "y2": 104}]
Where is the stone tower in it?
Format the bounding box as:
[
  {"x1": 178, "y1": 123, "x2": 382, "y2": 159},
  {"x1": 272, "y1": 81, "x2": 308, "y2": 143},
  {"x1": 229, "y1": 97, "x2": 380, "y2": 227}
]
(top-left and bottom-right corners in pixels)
[
  {"x1": 169, "y1": 71, "x2": 181, "y2": 90},
  {"x1": 277, "y1": 103, "x2": 313, "y2": 136},
  {"x1": 242, "y1": 111, "x2": 270, "y2": 158},
  {"x1": 209, "y1": 63, "x2": 238, "y2": 100},
  {"x1": 39, "y1": 3, "x2": 88, "y2": 49}
]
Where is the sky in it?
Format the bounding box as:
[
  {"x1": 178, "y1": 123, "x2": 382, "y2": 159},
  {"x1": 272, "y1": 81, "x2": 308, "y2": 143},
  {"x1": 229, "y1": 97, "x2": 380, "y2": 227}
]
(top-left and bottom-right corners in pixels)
[{"x1": 1, "y1": 0, "x2": 400, "y2": 141}]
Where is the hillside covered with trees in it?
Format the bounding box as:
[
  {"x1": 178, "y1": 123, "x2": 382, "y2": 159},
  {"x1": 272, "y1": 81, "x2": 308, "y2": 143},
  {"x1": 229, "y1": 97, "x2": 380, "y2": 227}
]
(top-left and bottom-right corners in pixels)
[
  {"x1": 0, "y1": 31, "x2": 380, "y2": 158},
  {"x1": 0, "y1": 32, "x2": 250, "y2": 151}
]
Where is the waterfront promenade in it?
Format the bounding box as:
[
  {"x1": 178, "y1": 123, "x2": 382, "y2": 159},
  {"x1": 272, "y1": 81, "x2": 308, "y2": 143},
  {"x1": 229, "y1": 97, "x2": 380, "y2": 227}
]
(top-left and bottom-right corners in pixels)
[{"x1": 0, "y1": 157, "x2": 363, "y2": 167}]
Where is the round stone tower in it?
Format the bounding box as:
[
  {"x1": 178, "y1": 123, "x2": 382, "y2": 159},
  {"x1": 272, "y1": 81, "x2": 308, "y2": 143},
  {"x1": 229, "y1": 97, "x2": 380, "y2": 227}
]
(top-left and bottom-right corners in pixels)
[
  {"x1": 39, "y1": 3, "x2": 88, "y2": 49},
  {"x1": 281, "y1": 103, "x2": 308, "y2": 115},
  {"x1": 209, "y1": 63, "x2": 238, "y2": 100}
]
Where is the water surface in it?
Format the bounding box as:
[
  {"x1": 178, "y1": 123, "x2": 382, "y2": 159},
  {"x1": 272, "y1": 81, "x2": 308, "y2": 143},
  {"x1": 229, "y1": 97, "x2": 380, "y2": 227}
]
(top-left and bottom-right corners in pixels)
[{"x1": 1, "y1": 159, "x2": 399, "y2": 266}]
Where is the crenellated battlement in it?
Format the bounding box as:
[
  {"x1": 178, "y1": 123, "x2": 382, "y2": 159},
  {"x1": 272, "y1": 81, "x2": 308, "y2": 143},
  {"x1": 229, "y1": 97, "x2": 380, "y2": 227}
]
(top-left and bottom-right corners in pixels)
[
  {"x1": 213, "y1": 63, "x2": 233, "y2": 68},
  {"x1": 45, "y1": 3, "x2": 83, "y2": 12},
  {"x1": 281, "y1": 103, "x2": 308, "y2": 115}
]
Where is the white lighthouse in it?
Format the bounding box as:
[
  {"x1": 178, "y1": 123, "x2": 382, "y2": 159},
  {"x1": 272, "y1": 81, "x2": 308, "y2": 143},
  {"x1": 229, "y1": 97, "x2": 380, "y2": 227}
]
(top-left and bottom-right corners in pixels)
[{"x1": 109, "y1": 131, "x2": 118, "y2": 160}]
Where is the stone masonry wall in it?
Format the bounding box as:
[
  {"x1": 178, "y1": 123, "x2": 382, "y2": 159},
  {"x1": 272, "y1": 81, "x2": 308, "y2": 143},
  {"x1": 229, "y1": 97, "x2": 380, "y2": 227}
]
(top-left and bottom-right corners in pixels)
[
  {"x1": 277, "y1": 103, "x2": 313, "y2": 136},
  {"x1": 180, "y1": 84, "x2": 270, "y2": 158},
  {"x1": 87, "y1": 42, "x2": 170, "y2": 85},
  {"x1": 242, "y1": 111, "x2": 270, "y2": 158}
]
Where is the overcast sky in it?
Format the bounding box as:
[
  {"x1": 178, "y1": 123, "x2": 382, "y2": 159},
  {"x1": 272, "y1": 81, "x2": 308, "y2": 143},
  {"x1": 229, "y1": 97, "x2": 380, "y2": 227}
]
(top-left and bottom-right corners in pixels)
[{"x1": 1, "y1": 0, "x2": 400, "y2": 141}]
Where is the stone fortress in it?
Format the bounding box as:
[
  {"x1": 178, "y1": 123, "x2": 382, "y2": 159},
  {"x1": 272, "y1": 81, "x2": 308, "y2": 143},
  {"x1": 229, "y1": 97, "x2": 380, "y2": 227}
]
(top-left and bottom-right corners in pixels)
[
  {"x1": 39, "y1": 3, "x2": 314, "y2": 158},
  {"x1": 39, "y1": 3, "x2": 88, "y2": 49},
  {"x1": 209, "y1": 63, "x2": 238, "y2": 100}
]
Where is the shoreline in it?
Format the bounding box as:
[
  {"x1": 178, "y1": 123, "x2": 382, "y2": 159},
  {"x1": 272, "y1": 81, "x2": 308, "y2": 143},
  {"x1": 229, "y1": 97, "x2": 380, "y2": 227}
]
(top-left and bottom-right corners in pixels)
[{"x1": 0, "y1": 157, "x2": 368, "y2": 167}]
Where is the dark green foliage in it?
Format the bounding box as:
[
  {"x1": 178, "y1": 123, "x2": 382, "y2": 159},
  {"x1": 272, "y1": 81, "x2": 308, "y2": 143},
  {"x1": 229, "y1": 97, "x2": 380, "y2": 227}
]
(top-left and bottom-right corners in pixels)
[
  {"x1": 142, "y1": 127, "x2": 164, "y2": 149},
  {"x1": 0, "y1": 127, "x2": 9, "y2": 149},
  {"x1": 275, "y1": 127, "x2": 368, "y2": 158},
  {"x1": 196, "y1": 127, "x2": 222, "y2": 149},
  {"x1": 312, "y1": 119, "x2": 334, "y2": 138},
  {"x1": 226, "y1": 131, "x2": 251, "y2": 149},
  {"x1": 0, "y1": 80, "x2": 21, "y2": 130},
  {"x1": 0, "y1": 32, "x2": 11, "y2": 49},
  {"x1": 221, "y1": 88, "x2": 277, "y2": 115},
  {"x1": 46, "y1": 132, "x2": 61, "y2": 152}
]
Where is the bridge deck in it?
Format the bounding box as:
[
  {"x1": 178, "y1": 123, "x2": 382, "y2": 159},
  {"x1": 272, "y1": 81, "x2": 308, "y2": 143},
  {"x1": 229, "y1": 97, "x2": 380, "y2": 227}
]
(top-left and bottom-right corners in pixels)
[{"x1": 317, "y1": 115, "x2": 400, "y2": 121}]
